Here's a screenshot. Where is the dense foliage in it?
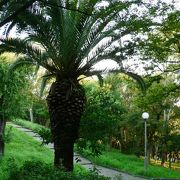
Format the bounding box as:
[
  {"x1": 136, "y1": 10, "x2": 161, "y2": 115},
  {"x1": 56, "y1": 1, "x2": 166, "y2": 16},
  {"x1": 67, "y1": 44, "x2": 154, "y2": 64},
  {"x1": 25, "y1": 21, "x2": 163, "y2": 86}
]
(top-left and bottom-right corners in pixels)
[
  {"x1": 77, "y1": 82, "x2": 125, "y2": 155},
  {"x1": 103, "y1": 74, "x2": 180, "y2": 165},
  {"x1": 0, "y1": 126, "x2": 109, "y2": 180},
  {"x1": 0, "y1": 54, "x2": 33, "y2": 120},
  {"x1": 0, "y1": 54, "x2": 34, "y2": 155},
  {"x1": 8, "y1": 160, "x2": 109, "y2": 180}
]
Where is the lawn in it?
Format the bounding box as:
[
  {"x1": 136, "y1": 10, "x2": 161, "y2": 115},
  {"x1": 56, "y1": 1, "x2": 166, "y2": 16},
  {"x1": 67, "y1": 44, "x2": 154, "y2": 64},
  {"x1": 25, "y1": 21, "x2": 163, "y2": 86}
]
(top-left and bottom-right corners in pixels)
[
  {"x1": 11, "y1": 118, "x2": 45, "y2": 133},
  {"x1": 0, "y1": 125, "x2": 103, "y2": 180},
  {"x1": 11, "y1": 118, "x2": 180, "y2": 179},
  {"x1": 81, "y1": 148, "x2": 180, "y2": 179}
]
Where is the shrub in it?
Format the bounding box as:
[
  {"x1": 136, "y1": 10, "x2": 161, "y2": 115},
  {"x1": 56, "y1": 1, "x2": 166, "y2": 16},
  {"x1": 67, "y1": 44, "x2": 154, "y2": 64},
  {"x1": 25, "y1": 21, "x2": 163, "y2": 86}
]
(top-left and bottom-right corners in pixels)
[
  {"x1": 8, "y1": 160, "x2": 109, "y2": 180},
  {"x1": 37, "y1": 127, "x2": 52, "y2": 144}
]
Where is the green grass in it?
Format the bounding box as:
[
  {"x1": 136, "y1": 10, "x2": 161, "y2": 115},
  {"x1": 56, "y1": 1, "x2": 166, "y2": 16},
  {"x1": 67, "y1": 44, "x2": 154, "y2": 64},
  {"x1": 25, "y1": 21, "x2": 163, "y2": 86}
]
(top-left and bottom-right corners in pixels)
[
  {"x1": 12, "y1": 118, "x2": 46, "y2": 133},
  {"x1": 11, "y1": 119, "x2": 180, "y2": 179},
  {"x1": 81, "y1": 148, "x2": 180, "y2": 179},
  {"x1": 0, "y1": 125, "x2": 87, "y2": 180}
]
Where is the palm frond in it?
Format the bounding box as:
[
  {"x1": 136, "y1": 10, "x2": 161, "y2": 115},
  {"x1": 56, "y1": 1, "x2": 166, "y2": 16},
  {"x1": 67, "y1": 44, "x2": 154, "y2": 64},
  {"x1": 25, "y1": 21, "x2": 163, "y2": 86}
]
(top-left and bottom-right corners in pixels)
[
  {"x1": 5, "y1": 21, "x2": 17, "y2": 37},
  {"x1": 7, "y1": 56, "x2": 35, "y2": 78},
  {"x1": 123, "y1": 71, "x2": 146, "y2": 92},
  {"x1": 77, "y1": 0, "x2": 135, "y2": 54},
  {"x1": 110, "y1": 68, "x2": 147, "y2": 92},
  {"x1": 0, "y1": 38, "x2": 57, "y2": 73},
  {"x1": 40, "y1": 71, "x2": 54, "y2": 97},
  {"x1": 1, "y1": 0, "x2": 158, "y2": 83},
  {"x1": 0, "y1": 0, "x2": 36, "y2": 27},
  {"x1": 84, "y1": 69, "x2": 106, "y2": 77}
]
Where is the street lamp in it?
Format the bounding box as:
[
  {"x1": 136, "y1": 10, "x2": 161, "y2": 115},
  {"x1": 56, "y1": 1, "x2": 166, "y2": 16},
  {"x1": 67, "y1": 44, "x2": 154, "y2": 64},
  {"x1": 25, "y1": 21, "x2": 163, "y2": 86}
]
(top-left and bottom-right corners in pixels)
[{"x1": 142, "y1": 112, "x2": 149, "y2": 171}]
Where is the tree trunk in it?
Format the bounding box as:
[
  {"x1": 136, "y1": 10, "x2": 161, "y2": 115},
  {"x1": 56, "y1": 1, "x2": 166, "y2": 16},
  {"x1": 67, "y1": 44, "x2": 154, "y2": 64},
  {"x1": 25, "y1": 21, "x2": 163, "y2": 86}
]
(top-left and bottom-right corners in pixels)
[
  {"x1": 52, "y1": 109, "x2": 78, "y2": 171},
  {"x1": 154, "y1": 144, "x2": 158, "y2": 161},
  {"x1": 161, "y1": 151, "x2": 167, "y2": 167},
  {"x1": 0, "y1": 119, "x2": 6, "y2": 156},
  {"x1": 168, "y1": 152, "x2": 172, "y2": 168},
  {"x1": 54, "y1": 139, "x2": 74, "y2": 171},
  {"x1": 29, "y1": 107, "x2": 34, "y2": 122},
  {"x1": 47, "y1": 80, "x2": 85, "y2": 171}
]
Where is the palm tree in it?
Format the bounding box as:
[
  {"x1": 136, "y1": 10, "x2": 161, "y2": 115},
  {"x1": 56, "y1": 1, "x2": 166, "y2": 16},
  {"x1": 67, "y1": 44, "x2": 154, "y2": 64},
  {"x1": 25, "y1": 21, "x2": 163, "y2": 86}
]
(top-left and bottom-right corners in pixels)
[{"x1": 0, "y1": 0, "x2": 153, "y2": 171}]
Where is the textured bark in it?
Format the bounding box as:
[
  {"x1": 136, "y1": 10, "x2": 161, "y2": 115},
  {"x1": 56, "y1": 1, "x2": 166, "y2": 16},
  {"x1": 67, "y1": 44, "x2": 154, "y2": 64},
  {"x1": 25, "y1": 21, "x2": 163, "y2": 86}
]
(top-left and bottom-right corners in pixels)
[{"x1": 47, "y1": 80, "x2": 85, "y2": 171}]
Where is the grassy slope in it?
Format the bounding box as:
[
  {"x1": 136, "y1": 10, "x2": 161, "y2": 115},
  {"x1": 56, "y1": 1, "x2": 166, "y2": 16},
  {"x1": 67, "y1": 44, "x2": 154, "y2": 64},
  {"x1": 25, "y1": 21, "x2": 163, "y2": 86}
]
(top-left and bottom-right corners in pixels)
[
  {"x1": 12, "y1": 118, "x2": 45, "y2": 133},
  {"x1": 0, "y1": 125, "x2": 84, "y2": 180},
  {"x1": 11, "y1": 119, "x2": 180, "y2": 179},
  {"x1": 83, "y1": 149, "x2": 180, "y2": 179}
]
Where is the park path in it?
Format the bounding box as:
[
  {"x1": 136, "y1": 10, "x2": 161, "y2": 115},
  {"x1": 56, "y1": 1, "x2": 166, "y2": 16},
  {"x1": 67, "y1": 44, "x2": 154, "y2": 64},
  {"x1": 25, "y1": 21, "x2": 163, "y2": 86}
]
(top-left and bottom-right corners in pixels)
[{"x1": 7, "y1": 122, "x2": 149, "y2": 180}]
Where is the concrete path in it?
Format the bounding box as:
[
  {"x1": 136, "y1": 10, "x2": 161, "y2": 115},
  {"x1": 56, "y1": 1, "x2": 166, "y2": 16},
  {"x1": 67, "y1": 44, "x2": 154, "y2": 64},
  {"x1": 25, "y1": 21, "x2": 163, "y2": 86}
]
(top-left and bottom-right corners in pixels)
[{"x1": 7, "y1": 122, "x2": 149, "y2": 180}]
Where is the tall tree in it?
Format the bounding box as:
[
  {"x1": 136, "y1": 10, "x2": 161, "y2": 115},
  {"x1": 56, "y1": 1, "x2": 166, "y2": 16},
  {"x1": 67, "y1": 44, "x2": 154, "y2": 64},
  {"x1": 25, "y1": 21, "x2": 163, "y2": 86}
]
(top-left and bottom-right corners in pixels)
[
  {"x1": 139, "y1": 10, "x2": 180, "y2": 74},
  {"x1": 0, "y1": 53, "x2": 33, "y2": 155},
  {"x1": 78, "y1": 82, "x2": 125, "y2": 155},
  {"x1": 0, "y1": 0, "x2": 170, "y2": 171}
]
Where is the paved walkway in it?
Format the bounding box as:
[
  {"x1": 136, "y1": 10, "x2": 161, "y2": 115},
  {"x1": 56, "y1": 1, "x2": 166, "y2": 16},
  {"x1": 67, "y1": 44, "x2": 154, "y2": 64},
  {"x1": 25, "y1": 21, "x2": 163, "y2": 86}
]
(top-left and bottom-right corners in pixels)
[{"x1": 7, "y1": 122, "x2": 149, "y2": 180}]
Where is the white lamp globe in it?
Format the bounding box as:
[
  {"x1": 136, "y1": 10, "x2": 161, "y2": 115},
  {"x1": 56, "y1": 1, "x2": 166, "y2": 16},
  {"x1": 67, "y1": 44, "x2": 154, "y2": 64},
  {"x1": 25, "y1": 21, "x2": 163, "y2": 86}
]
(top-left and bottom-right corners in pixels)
[{"x1": 142, "y1": 112, "x2": 149, "y2": 119}]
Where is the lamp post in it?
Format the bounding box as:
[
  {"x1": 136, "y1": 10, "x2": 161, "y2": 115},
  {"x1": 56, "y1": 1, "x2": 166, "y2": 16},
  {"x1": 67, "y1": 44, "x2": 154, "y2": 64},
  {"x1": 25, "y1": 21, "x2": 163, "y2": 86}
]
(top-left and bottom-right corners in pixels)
[{"x1": 142, "y1": 112, "x2": 149, "y2": 171}]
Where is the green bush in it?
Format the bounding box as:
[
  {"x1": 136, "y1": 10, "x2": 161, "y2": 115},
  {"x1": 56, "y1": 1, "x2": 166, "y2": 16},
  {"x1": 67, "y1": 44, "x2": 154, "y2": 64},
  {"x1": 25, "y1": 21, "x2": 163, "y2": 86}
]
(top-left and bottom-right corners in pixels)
[
  {"x1": 4, "y1": 126, "x2": 13, "y2": 143},
  {"x1": 32, "y1": 98, "x2": 49, "y2": 126},
  {"x1": 8, "y1": 160, "x2": 109, "y2": 180},
  {"x1": 37, "y1": 127, "x2": 52, "y2": 144}
]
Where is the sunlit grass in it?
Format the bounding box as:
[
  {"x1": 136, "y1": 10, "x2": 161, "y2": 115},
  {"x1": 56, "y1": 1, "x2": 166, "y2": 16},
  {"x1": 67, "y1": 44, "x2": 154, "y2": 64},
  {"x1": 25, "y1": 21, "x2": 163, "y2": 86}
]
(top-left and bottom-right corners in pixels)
[
  {"x1": 6, "y1": 125, "x2": 53, "y2": 161},
  {"x1": 83, "y1": 148, "x2": 180, "y2": 179},
  {"x1": 0, "y1": 125, "x2": 86, "y2": 180},
  {"x1": 12, "y1": 118, "x2": 45, "y2": 133},
  {"x1": 0, "y1": 125, "x2": 53, "y2": 179},
  {"x1": 10, "y1": 119, "x2": 180, "y2": 179}
]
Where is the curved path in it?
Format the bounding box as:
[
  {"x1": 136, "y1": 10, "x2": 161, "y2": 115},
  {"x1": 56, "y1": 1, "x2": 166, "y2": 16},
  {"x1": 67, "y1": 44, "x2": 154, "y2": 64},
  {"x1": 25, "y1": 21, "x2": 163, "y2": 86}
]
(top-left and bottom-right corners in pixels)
[{"x1": 7, "y1": 122, "x2": 149, "y2": 180}]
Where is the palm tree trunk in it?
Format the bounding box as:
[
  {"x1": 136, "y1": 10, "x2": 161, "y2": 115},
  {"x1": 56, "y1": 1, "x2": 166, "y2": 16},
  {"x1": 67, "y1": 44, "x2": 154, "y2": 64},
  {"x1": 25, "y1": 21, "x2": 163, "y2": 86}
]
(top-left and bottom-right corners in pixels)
[
  {"x1": 54, "y1": 136, "x2": 74, "y2": 171},
  {"x1": 47, "y1": 80, "x2": 85, "y2": 171},
  {"x1": 51, "y1": 109, "x2": 78, "y2": 171}
]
